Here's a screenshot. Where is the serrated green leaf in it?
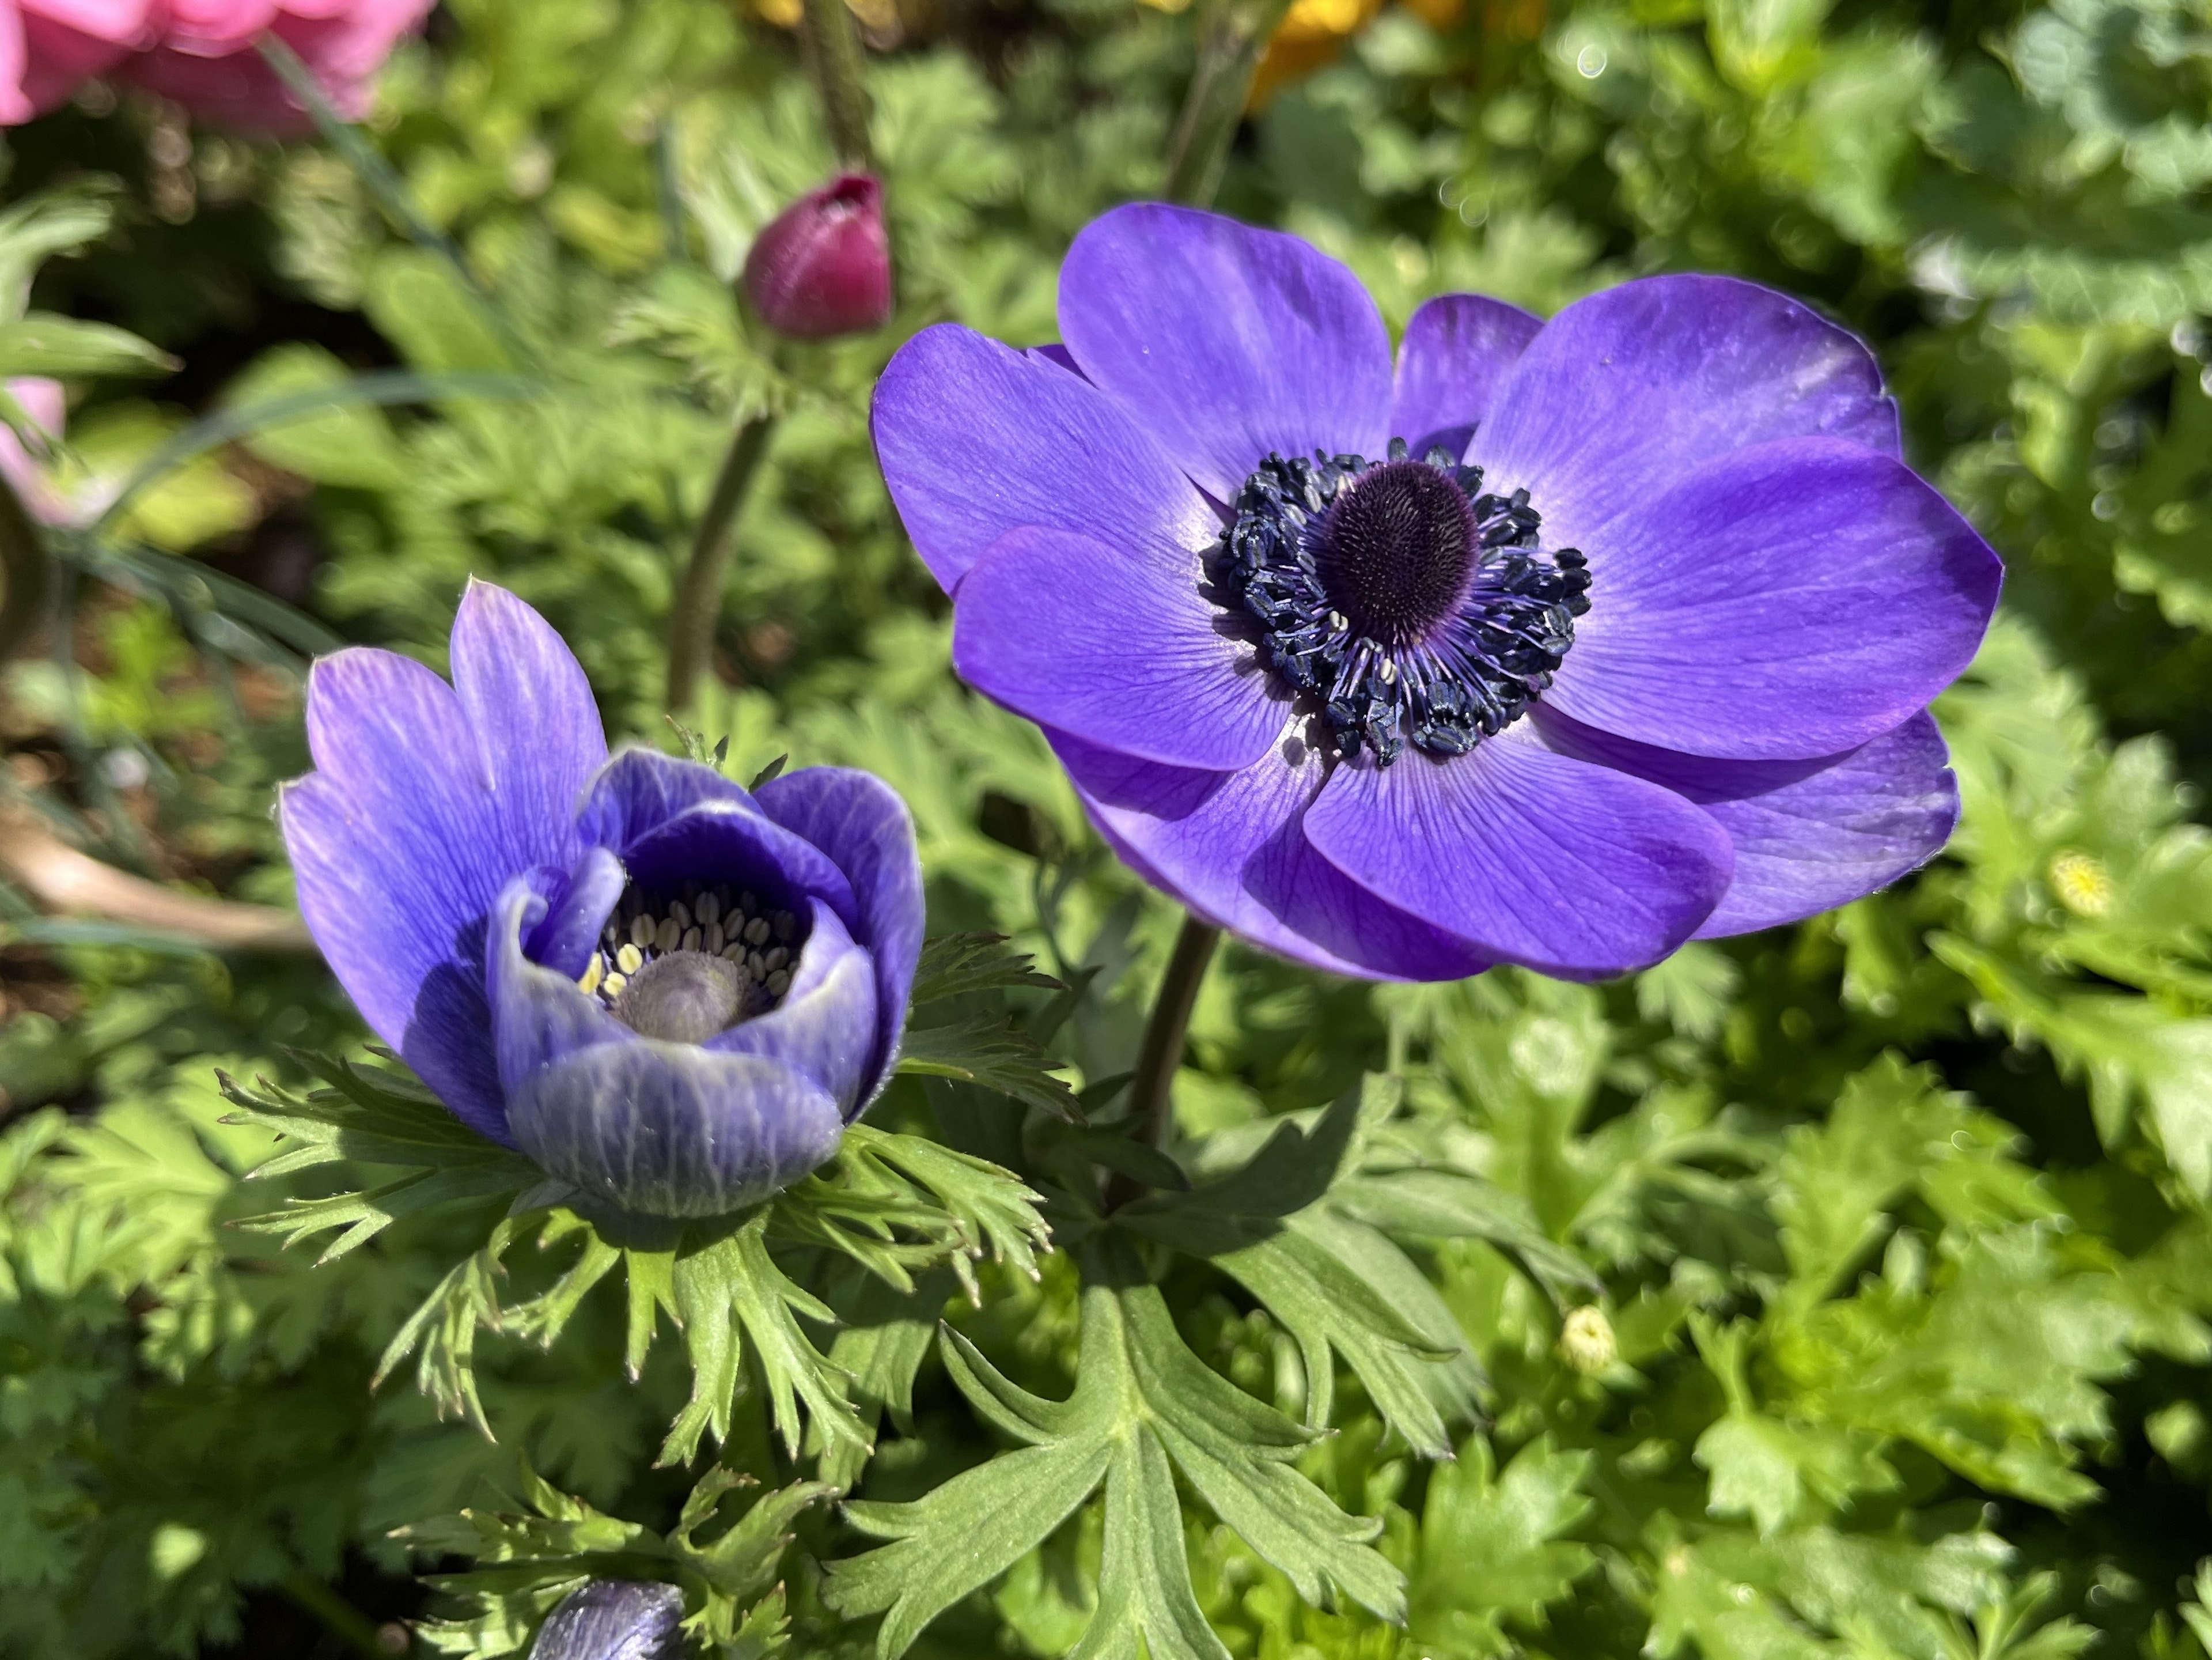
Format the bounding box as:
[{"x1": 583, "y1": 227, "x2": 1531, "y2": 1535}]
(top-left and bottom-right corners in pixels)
[
  {"x1": 911, "y1": 932, "x2": 1065, "y2": 1007},
  {"x1": 825, "y1": 1248, "x2": 1402, "y2": 1660},
  {"x1": 897, "y1": 1013, "x2": 1080, "y2": 1120},
  {"x1": 1408, "y1": 1436, "x2": 1596, "y2": 1658}
]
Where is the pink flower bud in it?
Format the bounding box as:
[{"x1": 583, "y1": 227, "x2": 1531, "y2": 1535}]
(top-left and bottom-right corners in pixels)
[{"x1": 741, "y1": 174, "x2": 893, "y2": 342}]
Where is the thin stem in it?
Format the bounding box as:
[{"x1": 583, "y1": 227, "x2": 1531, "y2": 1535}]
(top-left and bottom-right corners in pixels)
[
  {"x1": 798, "y1": 0, "x2": 876, "y2": 171},
  {"x1": 1127, "y1": 912, "x2": 1221, "y2": 1141},
  {"x1": 256, "y1": 36, "x2": 530, "y2": 363},
  {"x1": 665, "y1": 415, "x2": 777, "y2": 716},
  {"x1": 1162, "y1": 0, "x2": 1297, "y2": 206},
  {"x1": 279, "y1": 1571, "x2": 397, "y2": 1660}
]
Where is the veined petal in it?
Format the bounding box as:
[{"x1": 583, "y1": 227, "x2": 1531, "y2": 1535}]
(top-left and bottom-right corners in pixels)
[
  {"x1": 449, "y1": 578, "x2": 608, "y2": 853},
  {"x1": 577, "y1": 750, "x2": 862, "y2": 935},
  {"x1": 576, "y1": 746, "x2": 760, "y2": 848},
  {"x1": 1548, "y1": 438, "x2": 2002, "y2": 761},
  {"x1": 704, "y1": 898, "x2": 878, "y2": 1115},
  {"x1": 281, "y1": 769, "x2": 508, "y2": 1140},
  {"x1": 1391, "y1": 294, "x2": 1541, "y2": 462},
  {"x1": 753, "y1": 766, "x2": 925, "y2": 1109},
  {"x1": 1058, "y1": 203, "x2": 1394, "y2": 501},
  {"x1": 1474, "y1": 274, "x2": 1900, "y2": 549},
  {"x1": 1051, "y1": 727, "x2": 1491, "y2": 982},
  {"x1": 520, "y1": 846, "x2": 628, "y2": 981},
  {"x1": 1302, "y1": 736, "x2": 1734, "y2": 979},
  {"x1": 507, "y1": 1041, "x2": 846, "y2": 1219},
  {"x1": 953, "y1": 527, "x2": 1290, "y2": 772},
  {"x1": 487, "y1": 882, "x2": 635, "y2": 1087},
  {"x1": 531, "y1": 1582, "x2": 683, "y2": 1660},
  {"x1": 1532, "y1": 706, "x2": 1959, "y2": 936},
  {"x1": 872, "y1": 322, "x2": 1217, "y2": 590}
]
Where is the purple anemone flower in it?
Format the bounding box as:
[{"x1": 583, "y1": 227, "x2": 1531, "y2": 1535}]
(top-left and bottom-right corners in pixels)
[
  {"x1": 871, "y1": 205, "x2": 2003, "y2": 980},
  {"x1": 279, "y1": 581, "x2": 925, "y2": 1217}
]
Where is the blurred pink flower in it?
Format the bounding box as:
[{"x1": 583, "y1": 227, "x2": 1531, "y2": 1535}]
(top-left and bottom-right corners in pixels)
[
  {"x1": 0, "y1": 0, "x2": 431, "y2": 131},
  {"x1": 0, "y1": 1, "x2": 160, "y2": 123},
  {"x1": 0, "y1": 377, "x2": 77, "y2": 525},
  {"x1": 118, "y1": 0, "x2": 434, "y2": 131}
]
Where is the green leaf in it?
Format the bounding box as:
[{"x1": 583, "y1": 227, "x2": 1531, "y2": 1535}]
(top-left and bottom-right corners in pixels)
[
  {"x1": 911, "y1": 932, "x2": 1065, "y2": 1007},
  {"x1": 897, "y1": 1013, "x2": 1080, "y2": 1120},
  {"x1": 1407, "y1": 1436, "x2": 1596, "y2": 1658},
  {"x1": 661, "y1": 1213, "x2": 868, "y2": 1467},
  {"x1": 0, "y1": 315, "x2": 176, "y2": 380},
  {"x1": 1124, "y1": 1085, "x2": 1484, "y2": 1455},
  {"x1": 405, "y1": 1462, "x2": 826, "y2": 1659},
  {"x1": 825, "y1": 1250, "x2": 1403, "y2": 1660}
]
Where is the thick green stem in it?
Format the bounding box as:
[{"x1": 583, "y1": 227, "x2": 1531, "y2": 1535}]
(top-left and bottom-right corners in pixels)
[
  {"x1": 0, "y1": 468, "x2": 50, "y2": 666},
  {"x1": 1129, "y1": 913, "x2": 1221, "y2": 1139},
  {"x1": 1162, "y1": 0, "x2": 1297, "y2": 206},
  {"x1": 798, "y1": 0, "x2": 876, "y2": 171},
  {"x1": 666, "y1": 415, "x2": 776, "y2": 716}
]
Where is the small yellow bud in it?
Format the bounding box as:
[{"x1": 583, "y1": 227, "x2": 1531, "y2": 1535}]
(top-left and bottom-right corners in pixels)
[
  {"x1": 2047, "y1": 850, "x2": 2115, "y2": 918},
  {"x1": 1558, "y1": 1305, "x2": 1617, "y2": 1375}
]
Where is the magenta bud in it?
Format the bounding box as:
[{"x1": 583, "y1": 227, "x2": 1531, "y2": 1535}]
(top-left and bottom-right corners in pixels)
[{"x1": 741, "y1": 174, "x2": 893, "y2": 342}]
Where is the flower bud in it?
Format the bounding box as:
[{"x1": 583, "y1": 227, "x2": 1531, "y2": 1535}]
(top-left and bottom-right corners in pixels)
[
  {"x1": 1558, "y1": 1305, "x2": 1618, "y2": 1375},
  {"x1": 741, "y1": 173, "x2": 892, "y2": 341}
]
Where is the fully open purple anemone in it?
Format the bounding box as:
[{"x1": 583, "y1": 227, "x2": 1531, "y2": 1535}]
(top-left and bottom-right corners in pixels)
[
  {"x1": 279, "y1": 582, "x2": 924, "y2": 1217},
  {"x1": 871, "y1": 204, "x2": 2003, "y2": 981}
]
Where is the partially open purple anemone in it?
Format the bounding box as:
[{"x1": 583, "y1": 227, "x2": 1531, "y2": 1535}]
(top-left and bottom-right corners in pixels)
[
  {"x1": 279, "y1": 582, "x2": 924, "y2": 1217},
  {"x1": 872, "y1": 204, "x2": 2003, "y2": 981}
]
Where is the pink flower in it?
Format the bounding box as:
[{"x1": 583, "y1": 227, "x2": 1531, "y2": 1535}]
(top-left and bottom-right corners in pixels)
[
  {"x1": 116, "y1": 0, "x2": 434, "y2": 131},
  {"x1": 0, "y1": 0, "x2": 160, "y2": 123},
  {"x1": 0, "y1": 377, "x2": 77, "y2": 525},
  {"x1": 0, "y1": 0, "x2": 432, "y2": 131}
]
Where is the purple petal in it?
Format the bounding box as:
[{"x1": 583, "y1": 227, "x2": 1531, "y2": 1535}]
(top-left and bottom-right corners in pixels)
[
  {"x1": 509, "y1": 1041, "x2": 846, "y2": 1218},
  {"x1": 489, "y1": 890, "x2": 843, "y2": 1216},
  {"x1": 872, "y1": 322, "x2": 1217, "y2": 590},
  {"x1": 488, "y1": 883, "x2": 636, "y2": 1086},
  {"x1": 577, "y1": 750, "x2": 862, "y2": 934},
  {"x1": 1548, "y1": 438, "x2": 2002, "y2": 761},
  {"x1": 953, "y1": 527, "x2": 1290, "y2": 772},
  {"x1": 576, "y1": 747, "x2": 759, "y2": 847},
  {"x1": 1057, "y1": 203, "x2": 1393, "y2": 501},
  {"x1": 753, "y1": 766, "x2": 923, "y2": 1109},
  {"x1": 1532, "y1": 707, "x2": 1959, "y2": 937},
  {"x1": 1301, "y1": 735, "x2": 1734, "y2": 979},
  {"x1": 522, "y1": 846, "x2": 628, "y2": 980},
  {"x1": 704, "y1": 898, "x2": 879, "y2": 1114},
  {"x1": 532, "y1": 1581, "x2": 684, "y2": 1660},
  {"x1": 449, "y1": 578, "x2": 608, "y2": 847},
  {"x1": 282, "y1": 766, "x2": 509, "y2": 1141},
  {"x1": 1050, "y1": 727, "x2": 1491, "y2": 982},
  {"x1": 1474, "y1": 274, "x2": 1900, "y2": 549},
  {"x1": 1391, "y1": 294, "x2": 1541, "y2": 461}
]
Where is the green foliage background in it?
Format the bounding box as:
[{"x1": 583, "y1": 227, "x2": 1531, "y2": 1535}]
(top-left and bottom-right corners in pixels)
[{"x1": 4, "y1": 0, "x2": 2212, "y2": 1654}]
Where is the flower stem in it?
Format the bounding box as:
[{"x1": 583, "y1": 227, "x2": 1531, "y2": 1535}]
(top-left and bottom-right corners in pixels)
[
  {"x1": 666, "y1": 414, "x2": 777, "y2": 716},
  {"x1": 798, "y1": 0, "x2": 876, "y2": 171},
  {"x1": 1162, "y1": 0, "x2": 1297, "y2": 206},
  {"x1": 1113, "y1": 913, "x2": 1220, "y2": 1198}
]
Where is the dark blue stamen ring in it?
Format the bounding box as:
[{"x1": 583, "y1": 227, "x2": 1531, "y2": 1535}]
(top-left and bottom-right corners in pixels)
[{"x1": 1203, "y1": 437, "x2": 1591, "y2": 764}]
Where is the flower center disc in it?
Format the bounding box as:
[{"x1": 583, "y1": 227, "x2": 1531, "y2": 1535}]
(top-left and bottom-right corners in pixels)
[
  {"x1": 1314, "y1": 460, "x2": 1475, "y2": 649},
  {"x1": 612, "y1": 951, "x2": 748, "y2": 1044}
]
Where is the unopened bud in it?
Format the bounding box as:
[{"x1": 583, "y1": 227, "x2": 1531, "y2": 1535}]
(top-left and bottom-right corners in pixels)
[
  {"x1": 1558, "y1": 1305, "x2": 1616, "y2": 1375},
  {"x1": 741, "y1": 173, "x2": 892, "y2": 341}
]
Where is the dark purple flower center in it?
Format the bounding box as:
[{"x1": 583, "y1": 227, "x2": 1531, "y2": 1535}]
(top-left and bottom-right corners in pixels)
[
  {"x1": 1313, "y1": 459, "x2": 1477, "y2": 648},
  {"x1": 576, "y1": 880, "x2": 804, "y2": 1039},
  {"x1": 1205, "y1": 440, "x2": 1590, "y2": 764}
]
